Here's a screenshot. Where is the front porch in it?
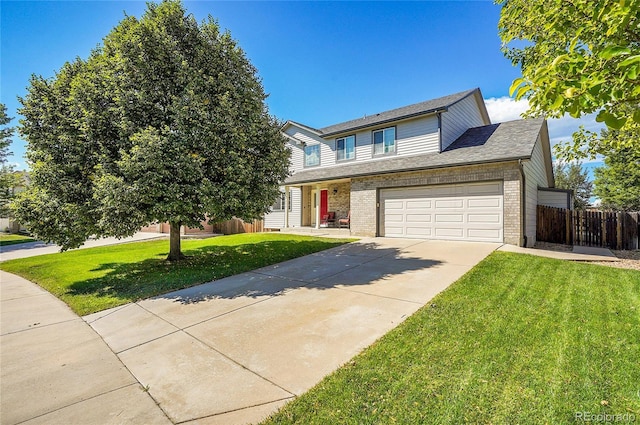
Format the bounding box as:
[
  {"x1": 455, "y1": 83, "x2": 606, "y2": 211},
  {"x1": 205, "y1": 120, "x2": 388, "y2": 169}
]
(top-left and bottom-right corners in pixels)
[
  {"x1": 283, "y1": 179, "x2": 351, "y2": 231},
  {"x1": 278, "y1": 227, "x2": 353, "y2": 238}
]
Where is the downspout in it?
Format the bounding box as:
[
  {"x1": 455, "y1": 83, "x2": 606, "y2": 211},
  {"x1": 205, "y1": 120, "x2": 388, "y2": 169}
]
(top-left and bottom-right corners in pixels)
[
  {"x1": 437, "y1": 112, "x2": 443, "y2": 152},
  {"x1": 518, "y1": 159, "x2": 527, "y2": 247}
]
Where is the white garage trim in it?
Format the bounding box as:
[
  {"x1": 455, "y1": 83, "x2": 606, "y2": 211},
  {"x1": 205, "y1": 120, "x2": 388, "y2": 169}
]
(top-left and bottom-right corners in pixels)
[{"x1": 379, "y1": 181, "x2": 504, "y2": 242}]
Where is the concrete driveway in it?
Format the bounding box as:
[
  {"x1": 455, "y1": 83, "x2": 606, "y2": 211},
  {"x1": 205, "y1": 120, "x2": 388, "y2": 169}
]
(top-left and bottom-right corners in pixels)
[{"x1": 1, "y1": 238, "x2": 499, "y2": 425}]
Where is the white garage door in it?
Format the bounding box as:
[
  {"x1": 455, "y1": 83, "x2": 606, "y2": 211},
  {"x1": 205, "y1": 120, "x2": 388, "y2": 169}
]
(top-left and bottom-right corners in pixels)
[{"x1": 380, "y1": 181, "x2": 503, "y2": 242}]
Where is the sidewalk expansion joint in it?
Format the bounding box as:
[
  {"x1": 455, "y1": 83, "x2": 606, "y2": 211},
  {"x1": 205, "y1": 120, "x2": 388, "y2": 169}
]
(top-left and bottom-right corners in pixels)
[
  {"x1": 174, "y1": 396, "x2": 296, "y2": 425},
  {"x1": 183, "y1": 328, "x2": 297, "y2": 398}
]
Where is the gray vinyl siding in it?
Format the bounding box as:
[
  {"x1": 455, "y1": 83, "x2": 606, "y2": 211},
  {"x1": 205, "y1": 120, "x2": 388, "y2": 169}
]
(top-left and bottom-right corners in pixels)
[
  {"x1": 289, "y1": 144, "x2": 305, "y2": 175},
  {"x1": 355, "y1": 131, "x2": 372, "y2": 161},
  {"x1": 522, "y1": 135, "x2": 549, "y2": 246},
  {"x1": 263, "y1": 186, "x2": 302, "y2": 229},
  {"x1": 441, "y1": 95, "x2": 486, "y2": 151},
  {"x1": 284, "y1": 126, "x2": 330, "y2": 171},
  {"x1": 284, "y1": 126, "x2": 324, "y2": 145},
  {"x1": 284, "y1": 117, "x2": 440, "y2": 175},
  {"x1": 396, "y1": 115, "x2": 440, "y2": 155},
  {"x1": 539, "y1": 190, "x2": 571, "y2": 209}
]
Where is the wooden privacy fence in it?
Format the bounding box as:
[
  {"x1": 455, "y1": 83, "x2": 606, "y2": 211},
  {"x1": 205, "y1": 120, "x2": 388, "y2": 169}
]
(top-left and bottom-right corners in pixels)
[
  {"x1": 212, "y1": 218, "x2": 264, "y2": 235},
  {"x1": 537, "y1": 205, "x2": 639, "y2": 250}
]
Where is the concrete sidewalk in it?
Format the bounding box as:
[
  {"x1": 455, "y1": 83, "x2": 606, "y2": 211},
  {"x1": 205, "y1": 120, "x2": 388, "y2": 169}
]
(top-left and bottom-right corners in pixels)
[
  {"x1": 1, "y1": 238, "x2": 499, "y2": 425},
  {"x1": 0, "y1": 232, "x2": 166, "y2": 262},
  {"x1": 0, "y1": 271, "x2": 170, "y2": 425},
  {"x1": 498, "y1": 244, "x2": 619, "y2": 262}
]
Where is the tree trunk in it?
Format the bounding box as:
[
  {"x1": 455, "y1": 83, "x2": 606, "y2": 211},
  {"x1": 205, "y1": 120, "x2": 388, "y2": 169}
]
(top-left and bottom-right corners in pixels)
[{"x1": 167, "y1": 221, "x2": 186, "y2": 261}]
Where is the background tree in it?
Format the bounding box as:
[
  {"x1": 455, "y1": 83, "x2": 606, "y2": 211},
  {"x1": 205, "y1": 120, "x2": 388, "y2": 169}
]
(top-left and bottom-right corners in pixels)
[
  {"x1": 16, "y1": 0, "x2": 290, "y2": 260},
  {"x1": 553, "y1": 162, "x2": 593, "y2": 209},
  {"x1": 498, "y1": 0, "x2": 640, "y2": 159},
  {"x1": 593, "y1": 147, "x2": 640, "y2": 211},
  {"x1": 0, "y1": 104, "x2": 19, "y2": 218}
]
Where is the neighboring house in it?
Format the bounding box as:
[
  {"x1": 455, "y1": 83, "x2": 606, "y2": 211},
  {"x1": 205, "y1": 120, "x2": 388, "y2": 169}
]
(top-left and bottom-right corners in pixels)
[
  {"x1": 538, "y1": 187, "x2": 574, "y2": 210},
  {"x1": 265, "y1": 88, "x2": 558, "y2": 247}
]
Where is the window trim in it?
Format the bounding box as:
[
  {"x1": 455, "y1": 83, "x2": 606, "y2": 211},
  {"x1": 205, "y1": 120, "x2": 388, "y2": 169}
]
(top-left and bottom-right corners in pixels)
[
  {"x1": 304, "y1": 144, "x2": 321, "y2": 168},
  {"x1": 372, "y1": 126, "x2": 397, "y2": 156},
  {"x1": 272, "y1": 190, "x2": 292, "y2": 212},
  {"x1": 335, "y1": 134, "x2": 356, "y2": 162}
]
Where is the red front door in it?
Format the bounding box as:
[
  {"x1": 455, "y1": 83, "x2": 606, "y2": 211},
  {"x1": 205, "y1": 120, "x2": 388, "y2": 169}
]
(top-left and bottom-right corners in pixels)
[{"x1": 320, "y1": 189, "x2": 328, "y2": 218}]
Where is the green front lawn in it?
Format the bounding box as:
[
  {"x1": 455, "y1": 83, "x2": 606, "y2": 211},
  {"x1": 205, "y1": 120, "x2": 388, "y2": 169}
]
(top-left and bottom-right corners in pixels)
[
  {"x1": 264, "y1": 252, "x2": 640, "y2": 424},
  {"x1": 0, "y1": 233, "x2": 36, "y2": 246},
  {"x1": 0, "y1": 233, "x2": 354, "y2": 315}
]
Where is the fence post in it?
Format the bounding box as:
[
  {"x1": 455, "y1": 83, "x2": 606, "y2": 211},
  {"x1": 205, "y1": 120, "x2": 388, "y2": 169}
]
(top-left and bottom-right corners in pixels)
[
  {"x1": 564, "y1": 210, "x2": 573, "y2": 245},
  {"x1": 616, "y1": 212, "x2": 622, "y2": 250}
]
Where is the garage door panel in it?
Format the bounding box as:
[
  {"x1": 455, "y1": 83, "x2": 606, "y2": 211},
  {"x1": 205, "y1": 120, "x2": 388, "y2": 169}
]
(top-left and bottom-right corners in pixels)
[
  {"x1": 435, "y1": 199, "x2": 464, "y2": 209},
  {"x1": 467, "y1": 229, "x2": 502, "y2": 239},
  {"x1": 385, "y1": 213, "x2": 404, "y2": 222},
  {"x1": 384, "y1": 226, "x2": 405, "y2": 237},
  {"x1": 435, "y1": 228, "x2": 464, "y2": 237},
  {"x1": 380, "y1": 182, "x2": 504, "y2": 242},
  {"x1": 435, "y1": 214, "x2": 463, "y2": 223},
  {"x1": 468, "y1": 214, "x2": 501, "y2": 223},
  {"x1": 406, "y1": 214, "x2": 431, "y2": 223},
  {"x1": 406, "y1": 227, "x2": 432, "y2": 236},
  {"x1": 468, "y1": 198, "x2": 501, "y2": 208},
  {"x1": 406, "y1": 200, "x2": 431, "y2": 209},
  {"x1": 385, "y1": 200, "x2": 405, "y2": 210}
]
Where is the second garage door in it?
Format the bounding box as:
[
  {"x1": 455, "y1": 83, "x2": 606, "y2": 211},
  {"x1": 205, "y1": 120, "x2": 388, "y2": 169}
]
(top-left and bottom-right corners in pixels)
[{"x1": 380, "y1": 181, "x2": 504, "y2": 242}]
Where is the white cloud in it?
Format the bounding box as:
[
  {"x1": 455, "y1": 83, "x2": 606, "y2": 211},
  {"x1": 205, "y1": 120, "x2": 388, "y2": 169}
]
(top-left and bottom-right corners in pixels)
[
  {"x1": 484, "y1": 96, "x2": 605, "y2": 148},
  {"x1": 484, "y1": 97, "x2": 529, "y2": 123},
  {"x1": 7, "y1": 162, "x2": 24, "y2": 170}
]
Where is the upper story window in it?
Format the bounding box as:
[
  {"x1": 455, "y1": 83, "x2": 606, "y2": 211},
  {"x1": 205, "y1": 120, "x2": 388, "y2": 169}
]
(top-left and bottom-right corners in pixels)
[
  {"x1": 336, "y1": 135, "x2": 355, "y2": 161},
  {"x1": 304, "y1": 144, "x2": 320, "y2": 167},
  {"x1": 373, "y1": 127, "x2": 396, "y2": 155}
]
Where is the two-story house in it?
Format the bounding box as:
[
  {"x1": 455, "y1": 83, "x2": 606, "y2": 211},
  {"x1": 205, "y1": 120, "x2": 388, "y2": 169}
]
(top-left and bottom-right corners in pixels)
[{"x1": 265, "y1": 88, "x2": 566, "y2": 247}]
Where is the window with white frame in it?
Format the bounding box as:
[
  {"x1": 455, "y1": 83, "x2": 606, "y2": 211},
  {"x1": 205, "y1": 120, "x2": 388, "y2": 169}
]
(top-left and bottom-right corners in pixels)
[
  {"x1": 272, "y1": 191, "x2": 292, "y2": 211},
  {"x1": 336, "y1": 135, "x2": 355, "y2": 161},
  {"x1": 373, "y1": 127, "x2": 396, "y2": 155},
  {"x1": 304, "y1": 144, "x2": 320, "y2": 167}
]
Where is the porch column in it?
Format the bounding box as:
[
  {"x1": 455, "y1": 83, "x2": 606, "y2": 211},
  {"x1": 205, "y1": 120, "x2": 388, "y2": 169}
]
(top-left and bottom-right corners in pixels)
[
  {"x1": 284, "y1": 186, "x2": 290, "y2": 228},
  {"x1": 315, "y1": 185, "x2": 321, "y2": 229}
]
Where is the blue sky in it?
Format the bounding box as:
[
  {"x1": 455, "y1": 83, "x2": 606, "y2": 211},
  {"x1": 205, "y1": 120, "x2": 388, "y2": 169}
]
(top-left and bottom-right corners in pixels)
[{"x1": 1, "y1": 1, "x2": 602, "y2": 172}]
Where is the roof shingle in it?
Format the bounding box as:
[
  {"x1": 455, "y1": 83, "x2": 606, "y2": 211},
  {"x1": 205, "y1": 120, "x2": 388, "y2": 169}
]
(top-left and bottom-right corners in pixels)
[{"x1": 318, "y1": 88, "x2": 479, "y2": 137}]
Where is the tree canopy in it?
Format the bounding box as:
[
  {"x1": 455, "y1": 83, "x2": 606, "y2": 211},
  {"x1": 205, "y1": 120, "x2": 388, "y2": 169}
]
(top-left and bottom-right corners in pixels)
[
  {"x1": 498, "y1": 0, "x2": 640, "y2": 157},
  {"x1": 0, "y1": 104, "x2": 12, "y2": 162},
  {"x1": 553, "y1": 162, "x2": 593, "y2": 209},
  {"x1": 16, "y1": 0, "x2": 290, "y2": 260},
  {"x1": 0, "y1": 104, "x2": 18, "y2": 218},
  {"x1": 593, "y1": 146, "x2": 640, "y2": 211}
]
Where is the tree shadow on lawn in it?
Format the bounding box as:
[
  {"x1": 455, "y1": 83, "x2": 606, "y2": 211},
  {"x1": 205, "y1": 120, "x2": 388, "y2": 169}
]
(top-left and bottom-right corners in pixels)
[
  {"x1": 68, "y1": 240, "x2": 443, "y2": 307},
  {"x1": 150, "y1": 241, "x2": 444, "y2": 305},
  {"x1": 68, "y1": 239, "x2": 351, "y2": 301}
]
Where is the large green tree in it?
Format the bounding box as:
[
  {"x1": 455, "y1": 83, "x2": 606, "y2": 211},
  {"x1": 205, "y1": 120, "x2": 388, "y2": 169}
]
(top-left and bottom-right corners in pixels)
[
  {"x1": 498, "y1": 0, "x2": 640, "y2": 158},
  {"x1": 16, "y1": 0, "x2": 290, "y2": 260},
  {"x1": 0, "y1": 104, "x2": 18, "y2": 218},
  {"x1": 553, "y1": 162, "x2": 593, "y2": 209},
  {"x1": 593, "y1": 146, "x2": 640, "y2": 211}
]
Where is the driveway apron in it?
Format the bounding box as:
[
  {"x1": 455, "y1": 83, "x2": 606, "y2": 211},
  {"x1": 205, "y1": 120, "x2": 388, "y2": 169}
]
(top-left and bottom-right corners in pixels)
[{"x1": 2, "y1": 238, "x2": 499, "y2": 425}]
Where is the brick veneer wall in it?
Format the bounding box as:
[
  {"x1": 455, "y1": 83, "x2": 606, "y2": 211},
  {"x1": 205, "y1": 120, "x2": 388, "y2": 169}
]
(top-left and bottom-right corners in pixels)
[
  {"x1": 350, "y1": 162, "x2": 523, "y2": 245},
  {"x1": 326, "y1": 182, "x2": 351, "y2": 221}
]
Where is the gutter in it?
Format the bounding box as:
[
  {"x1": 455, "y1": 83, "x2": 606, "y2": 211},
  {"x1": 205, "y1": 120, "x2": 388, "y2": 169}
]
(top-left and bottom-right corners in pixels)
[{"x1": 518, "y1": 159, "x2": 527, "y2": 247}]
